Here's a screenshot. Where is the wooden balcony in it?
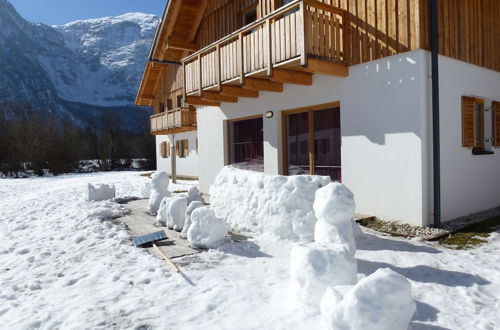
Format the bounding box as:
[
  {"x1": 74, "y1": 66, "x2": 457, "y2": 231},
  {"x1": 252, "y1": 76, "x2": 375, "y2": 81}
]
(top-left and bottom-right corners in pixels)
[
  {"x1": 182, "y1": 0, "x2": 349, "y2": 106},
  {"x1": 150, "y1": 107, "x2": 197, "y2": 135}
]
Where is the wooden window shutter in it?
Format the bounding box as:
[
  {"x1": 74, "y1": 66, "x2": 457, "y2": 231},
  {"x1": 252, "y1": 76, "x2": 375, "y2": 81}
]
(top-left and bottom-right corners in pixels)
[
  {"x1": 182, "y1": 139, "x2": 189, "y2": 157},
  {"x1": 175, "y1": 140, "x2": 180, "y2": 156},
  {"x1": 159, "y1": 142, "x2": 166, "y2": 158},
  {"x1": 462, "y1": 96, "x2": 476, "y2": 148},
  {"x1": 493, "y1": 101, "x2": 500, "y2": 147}
]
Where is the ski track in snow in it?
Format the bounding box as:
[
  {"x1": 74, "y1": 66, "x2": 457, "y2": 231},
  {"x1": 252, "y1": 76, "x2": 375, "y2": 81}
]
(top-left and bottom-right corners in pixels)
[{"x1": 0, "y1": 172, "x2": 498, "y2": 330}]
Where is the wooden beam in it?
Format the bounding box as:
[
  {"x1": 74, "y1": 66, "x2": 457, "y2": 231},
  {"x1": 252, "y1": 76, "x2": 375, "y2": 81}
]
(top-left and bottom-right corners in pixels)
[
  {"x1": 221, "y1": 86, "x2": 259, "y2": 98},
  {"x1": 303, "y1": 59, "x2": 349, "y2": 77},
  {"x1": 202, "y1": 92, "x2": 238, "y2": 103},
  {"x1": 167, "y1": 39, "x2": 197, "y2": 52},
  {"x1": 186, "y1": 95, "x2": 220, "y2": 107},
  {"x1": 243, "y1": 78, "x2": 283, "y2": 92},
  {"x1": 270, "y1": 69, "x2": 313, "y2": 86}
]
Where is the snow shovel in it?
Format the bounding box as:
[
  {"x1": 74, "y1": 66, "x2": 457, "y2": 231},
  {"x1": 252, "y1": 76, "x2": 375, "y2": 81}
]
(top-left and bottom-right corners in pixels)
[{"x1": 133, "y1": 231, "x2": 180, "y2": 273}]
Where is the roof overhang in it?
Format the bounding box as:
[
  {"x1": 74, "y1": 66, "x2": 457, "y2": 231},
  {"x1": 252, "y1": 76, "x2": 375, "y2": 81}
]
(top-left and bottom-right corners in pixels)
[{"x1": 135, "y1": 0, "x2": 208, "y2": 107}]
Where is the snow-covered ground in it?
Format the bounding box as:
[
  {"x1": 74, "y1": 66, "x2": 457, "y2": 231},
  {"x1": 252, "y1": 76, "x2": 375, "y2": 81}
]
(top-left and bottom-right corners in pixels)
[{"x1": 0, "y1": 172, "x2": 498, "y2": 329}]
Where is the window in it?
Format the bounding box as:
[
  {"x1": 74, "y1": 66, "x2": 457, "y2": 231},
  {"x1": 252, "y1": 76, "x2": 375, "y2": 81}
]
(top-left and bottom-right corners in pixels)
[
  {"x1": 158, "y1": 102, "x2": 165, "y2": 114},
  {"x1": 159, "y1": 142, "x2": 170, "y2": 158},
  {"x1": 242, "y1": 5, "x2": 257, "y2": 26},
  {"x1": 229, "y1": 116, "x2": 264, "y2": 171},
  {"x1": 175, "y1": 139, "x2": 189, "y2": 158},
  {"x1": 177, "y1": 95, "x2": 184, "y2": 108},
  {"x1": 167, "y1": 98, "x2": 173, "y2": 110},
  {"x1": 462, "y1": 96, "x2": 485, "y2": 151},
  {"x1": 285, "y1": 105, "x2": 341, "y2": 181}
]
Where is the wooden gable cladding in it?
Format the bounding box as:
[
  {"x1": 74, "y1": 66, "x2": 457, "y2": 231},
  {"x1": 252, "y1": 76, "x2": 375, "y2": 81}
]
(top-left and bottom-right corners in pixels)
[
  {"x1": 433, "y1": 0, "x2": 500, "y2": 73},
  {"x1": 493, "y1": 101, "x2": 500, "y2": 147}
]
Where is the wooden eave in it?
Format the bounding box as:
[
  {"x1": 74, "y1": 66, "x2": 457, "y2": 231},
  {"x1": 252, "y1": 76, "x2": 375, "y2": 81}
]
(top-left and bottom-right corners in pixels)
[{"x1": 135, "y1": 0, "x2": 207, "y2": 107}]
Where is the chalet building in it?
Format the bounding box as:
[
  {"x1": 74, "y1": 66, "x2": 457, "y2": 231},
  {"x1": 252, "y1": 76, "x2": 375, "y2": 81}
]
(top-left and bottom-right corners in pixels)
[{"x1": 136, "y1": 0, "x2": 500, "y2": 227}]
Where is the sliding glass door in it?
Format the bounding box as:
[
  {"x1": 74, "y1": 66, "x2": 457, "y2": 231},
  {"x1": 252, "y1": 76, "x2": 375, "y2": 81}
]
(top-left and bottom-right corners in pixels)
[{"x1": 285, "y1": 106, "x2": 341, "y2": 181}]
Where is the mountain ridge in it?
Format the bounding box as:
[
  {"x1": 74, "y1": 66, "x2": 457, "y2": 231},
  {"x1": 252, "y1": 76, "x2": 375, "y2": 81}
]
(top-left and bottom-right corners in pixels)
[{"x1": 0, "y1": 0, "x2": 158, "y2": 130}]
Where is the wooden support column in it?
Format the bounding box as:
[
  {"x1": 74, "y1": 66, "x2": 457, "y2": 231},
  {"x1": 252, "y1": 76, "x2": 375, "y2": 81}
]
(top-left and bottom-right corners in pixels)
[
  {"x1": 182, "y1": 62, "x2": 187, "y2": 99},
  {"x1": 265, "y1": 19, "x2": 273, "y2": 77},
  {"x1": 216, "y1": 44, "x2": 222, "y2": 91},
  {"x1": 298, "y1": 1, "x2": 307, "y2": 66}
]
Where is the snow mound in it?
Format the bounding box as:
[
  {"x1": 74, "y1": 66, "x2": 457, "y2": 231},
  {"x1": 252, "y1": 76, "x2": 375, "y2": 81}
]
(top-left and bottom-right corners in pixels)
[
  {"x1": 181, "y1": 201, "x2": 204, "y2": 238},
  {"x1": 86, "y1": 183, "x2": 115, "y2": 202},
  {"x1": 313, "y1": 182, "x2": 355, "y2": 225},
  {"x1": 289, "y1": 243, "x2": 357, "y2": 314},
  {"x1": 187, "y1": 207, "x2": 229, "y2": 249},
  {"x1": 166, "y1": 197, "x2": 187, "y2": 231},
  {"x1": 321, "y1": 268, "x2": 416, "y2": 330},
  {"x1": 87, "y1": 200, "x2": 129, "y2": 220},
  {"x1": 156, "y1": 197, "x2": 171, "y2": 226},
  {"x1": 187, "y1": 186, "x2": 204, "y2": 204},
  {"x1": 314, "y1": 183, "x2": 356, "y2": 253},
  {"x1": 210, "y1": 166, "x2": 331, "y2": 242},
  {"x1": 148, "y1": 172, "x2": 170, "y2": 215}
]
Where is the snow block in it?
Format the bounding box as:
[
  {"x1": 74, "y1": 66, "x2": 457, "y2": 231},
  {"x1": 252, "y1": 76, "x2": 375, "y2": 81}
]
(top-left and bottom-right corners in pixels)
[
  {"x1": 181, "y1": 201, "x2": 205, "y2": 238},
  {"x1": 313, "y1": 182, "x2": 356, "y2": 225},
  {"x1": 167, "y1": 197, "x2": 187, "y2": 231},
  {"x1": 86, "y1": 183, "x2": 115, "y2": 202},
  {"x1": 210, "y1": 166, "x2": 331, "y2": 242},
  {"x1": 156, "y1": 197, "x2": 172, "y2": 226},
  {"x1": 289, "y1": 243, "x2": 358, "y2": 314},
  {"x1": 187, "y1": 186, "x2": 204, "y2": 204},
  {"x1": 322, "y1": 268, "x2": 416, "y2": 330},
  {"x1": 314, "y1": 220, "x2": 356, "y2": 254},
  {"x1": 187, "y1": 206, "x2": 229, "y2": 249},
  {"x1": 148, "y1": 171, "x2": 170, "y2": 215}
]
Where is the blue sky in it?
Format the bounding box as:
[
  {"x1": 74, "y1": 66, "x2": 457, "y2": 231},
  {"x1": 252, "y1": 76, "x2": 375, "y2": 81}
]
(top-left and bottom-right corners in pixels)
[{"x1": 9, "y1": 0, "x2": 166, "y2": 25}]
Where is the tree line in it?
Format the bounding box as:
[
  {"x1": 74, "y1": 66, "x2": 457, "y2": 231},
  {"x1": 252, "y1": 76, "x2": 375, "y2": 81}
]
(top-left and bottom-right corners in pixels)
[{"x1": 0, "y1": 103, "x2": 155, "y2": 177}]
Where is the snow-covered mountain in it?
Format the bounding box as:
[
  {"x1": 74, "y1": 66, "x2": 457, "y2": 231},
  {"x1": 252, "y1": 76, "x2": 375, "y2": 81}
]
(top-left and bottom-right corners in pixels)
[{"x1": 0, "y1": 0, "x2": 158, "y2": 129}]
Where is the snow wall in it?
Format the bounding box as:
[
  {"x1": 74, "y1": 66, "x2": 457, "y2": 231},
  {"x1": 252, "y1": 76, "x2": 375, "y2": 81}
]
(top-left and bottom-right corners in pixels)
[{"x1": 209, "y1": 166, "x2": 331, "y2": 242}]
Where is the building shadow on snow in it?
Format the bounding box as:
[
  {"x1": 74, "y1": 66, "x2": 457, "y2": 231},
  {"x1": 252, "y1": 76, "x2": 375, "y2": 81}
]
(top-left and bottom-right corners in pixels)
[
  {"x1": 219, "y1": 241, "x2": 272, "y2": 259},
  {"x1": 356, "y1": 232, "x2": 441, "y2": 254},
  {"x1": 356, "y1": 259, "x2": 490, "y2": 287},
  {"x1": 410, "y1": 322, "x2": 452, "y2": 330}
]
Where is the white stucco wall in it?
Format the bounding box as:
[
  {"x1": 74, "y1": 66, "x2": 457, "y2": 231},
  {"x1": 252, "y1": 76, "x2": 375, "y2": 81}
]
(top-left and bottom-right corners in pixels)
[
  {"x1": 197, "y1": 49, "x2": 431, "y2": 226},
  {"x1": 438, "y1": 56, "x2": 500, "y2": 222},
  {"x1": 156, "y1": 130, "x2": 199, "y2": 177}
]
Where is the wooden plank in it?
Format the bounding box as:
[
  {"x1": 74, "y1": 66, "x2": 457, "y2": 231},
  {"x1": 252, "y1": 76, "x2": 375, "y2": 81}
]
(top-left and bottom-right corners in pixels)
[
  {"x1": 303, "y1": 58, "x2": 348, "y2": 77},
  {"x1": 202, "y1": 91, "x2": 238, "y2": 102},
  {"x1": 186, "y1": 95, "x2": 221, "y2": 106},
  {"x1": 221, "y1": 85, "x2": 259, "y2": 97},
  {"x1": 243, "y1": 78, "x2": 283, "y2": 92},
  {"x1": 270, "y1": 69, "x2": 313, "y2": 85}
]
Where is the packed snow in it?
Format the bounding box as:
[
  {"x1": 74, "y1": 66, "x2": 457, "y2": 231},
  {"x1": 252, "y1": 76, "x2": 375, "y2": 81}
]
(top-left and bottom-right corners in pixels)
[
  {"x1": 187, "y1": 207, "x2": 229, "y2": 249},
  {"x1": 321, "y1": 268, "x2": 416, "y2": 330},
  {"x1": 181, "y1": 201, "x2": 205, "y2": 238},
  {"x1": 0, "y1": 171, "x2": 499, "y2": 329},
  {"x1": 210, "y1": 166, "x2": 331, "y2": 242},
  {"x1": 86, "y1": 183, "x2": 116, "y2": 202},
  {"x1": 147, "y1": 171, "x2": 170, "y2": 215}
]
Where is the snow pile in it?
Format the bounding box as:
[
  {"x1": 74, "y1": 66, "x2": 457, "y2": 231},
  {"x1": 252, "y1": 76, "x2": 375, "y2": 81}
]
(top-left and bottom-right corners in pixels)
[
  {"x1": 187, "y1": 186, "x2": 204, "y2": 204},
  {"x1": 156, "y1": 197, "x2": 187, "y2": 231},
  {"x1": 181, "y1": 201, "x2": 204, "y2": 238},
  {"x1": 148, "y1": 172, "x2": 170, "y2": 215},
  {"x1": 140, "y1": 181, "x2": 151, "y2": 199},
  {"x1": 210, "y1": 166, "x2": 331, "y2": 241},
  {"x1": 86, "y1": 183, "x2": 115, "y2": 202},
  {"x1": 313, "y1": 183, "x2": 357, "y2": 253},
  {"x1": 187, "y1": 207, "x2": 229, "y2": 249},
  {"x1": 289, "y1": 243, "x2": 358, "y2": 314},
  {"x1": 87, "y1": 200, "x2": 130, "y2": 220},
  {"x1": 321, "y1": 268, "x2": 416, "y2": 330}
]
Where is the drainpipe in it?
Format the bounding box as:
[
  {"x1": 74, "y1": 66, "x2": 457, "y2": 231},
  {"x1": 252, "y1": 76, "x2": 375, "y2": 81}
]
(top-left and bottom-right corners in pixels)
[
  {"x1": 430, "y1": 0, "x2": 441, "y2": 228},
  {"x1": 171, "y1": 135, "x2": 177, "y2": 184}
]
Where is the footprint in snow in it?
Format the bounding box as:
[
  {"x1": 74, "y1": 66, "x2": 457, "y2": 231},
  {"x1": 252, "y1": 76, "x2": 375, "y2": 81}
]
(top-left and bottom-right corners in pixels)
[
  {"x1": 66, "y1": 278, "x2": 79, "y2": 286},
  {"x1": 17, "y1": 248, "x2": 30, "y2": 255}
]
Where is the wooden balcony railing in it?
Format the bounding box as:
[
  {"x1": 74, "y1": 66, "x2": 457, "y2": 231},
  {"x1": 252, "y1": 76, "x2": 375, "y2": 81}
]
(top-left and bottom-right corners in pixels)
[
  {"x1": 183, "y1": 0, "x2": 348, "y2": 97},
  {"x1": 150, "y1": 107, "x2": 197, "y2": 135}
]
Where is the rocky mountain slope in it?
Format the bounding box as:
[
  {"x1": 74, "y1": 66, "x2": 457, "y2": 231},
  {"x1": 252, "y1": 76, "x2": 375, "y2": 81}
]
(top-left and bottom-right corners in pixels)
[{"x1": 0, "y1": 0, "x2": 158, "y2": 130}]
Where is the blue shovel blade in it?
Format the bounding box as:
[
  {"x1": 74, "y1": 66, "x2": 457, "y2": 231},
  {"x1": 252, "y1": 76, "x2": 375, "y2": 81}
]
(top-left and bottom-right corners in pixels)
[{"x1": 133, "y1": 230, "x2": 168, "y2": 247}]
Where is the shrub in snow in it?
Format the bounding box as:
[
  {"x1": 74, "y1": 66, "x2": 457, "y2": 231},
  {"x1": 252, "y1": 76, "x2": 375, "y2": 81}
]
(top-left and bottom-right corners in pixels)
[
  {"x1": 313, "y1": 183, "x2": 356, "y2": 253},
  {"x1": 187, "y1": 206, "x2": 229, "y2": 249},
  {"x1": 187, "y1": 186, "x2": 204, "y2": 204},
  {"x1": 86, "y1": 183, "x2": 115, "y2": 202},
  {"x1": 289, "y1": 243, "x2": 357, "y2": 314},
  {"x1": 181, "y1": 201, "x2": 204, "y2": 238},
  {"x1": 210, "y1": 166, "x2": 331, "y2": 242},
  {"x1": 321, "y1": 268, "x2": 416, "y2": 330},
  {"x1": 166, "y1": 197, "x2": 187, "y2": 231},
  {"x1": 148, "y1": 172, "x2": 170, "y2": 215}
]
